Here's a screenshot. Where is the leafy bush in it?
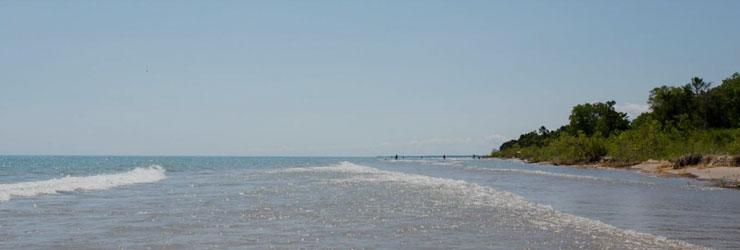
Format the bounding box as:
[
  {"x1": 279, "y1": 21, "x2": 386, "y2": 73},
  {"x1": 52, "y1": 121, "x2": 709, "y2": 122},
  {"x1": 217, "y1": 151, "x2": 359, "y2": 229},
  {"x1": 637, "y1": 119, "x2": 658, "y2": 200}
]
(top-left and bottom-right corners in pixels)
[{"x1": 607, "y1": 116, "x2": 668, "y2": 163}]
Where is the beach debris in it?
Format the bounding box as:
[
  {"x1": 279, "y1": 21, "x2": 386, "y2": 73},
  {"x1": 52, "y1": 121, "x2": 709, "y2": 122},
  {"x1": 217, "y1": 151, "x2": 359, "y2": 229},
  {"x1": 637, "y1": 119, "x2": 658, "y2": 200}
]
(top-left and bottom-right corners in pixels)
[{"x1": 671, "y1": 153, "x2": 703, "y2": 169}]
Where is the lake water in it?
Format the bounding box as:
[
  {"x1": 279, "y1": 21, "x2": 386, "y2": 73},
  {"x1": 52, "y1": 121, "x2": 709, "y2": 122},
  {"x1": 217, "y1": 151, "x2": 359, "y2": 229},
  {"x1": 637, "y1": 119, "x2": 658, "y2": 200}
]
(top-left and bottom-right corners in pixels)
[{"x1": 1, "y1": 156, "x2": 738, "y2": 249}]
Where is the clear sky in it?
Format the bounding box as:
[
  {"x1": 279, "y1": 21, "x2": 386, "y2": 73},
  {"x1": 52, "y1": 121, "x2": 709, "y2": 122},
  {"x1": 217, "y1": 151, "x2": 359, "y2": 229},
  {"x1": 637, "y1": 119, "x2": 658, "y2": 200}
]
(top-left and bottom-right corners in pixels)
[{"x1": 1, "y1": 1, "x2": 739, "y2": 156}]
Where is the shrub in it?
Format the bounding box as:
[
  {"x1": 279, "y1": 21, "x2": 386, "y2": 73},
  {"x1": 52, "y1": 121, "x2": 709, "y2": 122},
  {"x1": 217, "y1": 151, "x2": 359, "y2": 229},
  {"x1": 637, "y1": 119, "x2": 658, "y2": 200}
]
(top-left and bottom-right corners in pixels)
[
  {"x1": 530, "y1": 132, "x2": 607, "y2": 164},
  {"x1": 608, "y1": 117, "x2": 669, "y2": 163}
]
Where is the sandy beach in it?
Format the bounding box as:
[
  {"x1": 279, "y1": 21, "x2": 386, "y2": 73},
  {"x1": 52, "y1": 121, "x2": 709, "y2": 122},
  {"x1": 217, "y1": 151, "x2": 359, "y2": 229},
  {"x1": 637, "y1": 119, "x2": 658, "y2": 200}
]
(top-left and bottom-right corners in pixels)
[
  {"x1": 627, "y1": 158, "x2": 740, "y2": 186},
  {"x1": 529, "y1": 158, "x2": 740, "y2": 188}
]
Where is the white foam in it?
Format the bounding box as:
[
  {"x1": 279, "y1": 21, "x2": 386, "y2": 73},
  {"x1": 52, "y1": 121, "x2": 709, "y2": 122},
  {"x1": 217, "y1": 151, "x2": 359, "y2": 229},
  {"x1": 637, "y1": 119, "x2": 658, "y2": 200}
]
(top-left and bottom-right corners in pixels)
[
  {"x1": 262, "y1": 162, "x2": 704, "y2": 249},
  {"x1": 681, "y1": 185, "x2": 728, "y2": 191},
  {"x1": 0, "y1": 165, "x2": 166, "y2": 202},
  {"x1": 461, "y1": 166, "x2": 656, "y2": 185},
  {"x1": 387, "y1": 158, "x2": 473, "y2": 164},
  {"x1": 262, "y1": 162, "x2": 382, "y2": 175},
  {"x1": 387, "y1": 158, "x2": 650, "y2": 185}
]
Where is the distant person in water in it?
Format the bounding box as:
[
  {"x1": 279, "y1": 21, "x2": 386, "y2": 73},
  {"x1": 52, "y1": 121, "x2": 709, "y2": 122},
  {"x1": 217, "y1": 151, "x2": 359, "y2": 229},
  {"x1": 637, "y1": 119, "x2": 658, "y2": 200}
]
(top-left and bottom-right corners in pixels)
[
  {"x1": 394, "y1": 154, "x2": 398, "y2": 160},
  {"x1": 472, "y1": 154, "x2": 476, "y2": 159},
  {"x1": 443, "y1": 155, "x2": 446, "y2": 160}
]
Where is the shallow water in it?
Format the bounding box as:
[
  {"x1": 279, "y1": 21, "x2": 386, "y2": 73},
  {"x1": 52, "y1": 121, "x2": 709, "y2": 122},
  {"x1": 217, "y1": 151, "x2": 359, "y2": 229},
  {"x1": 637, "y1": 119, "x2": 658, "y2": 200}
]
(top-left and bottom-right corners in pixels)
[{"x1": 0, "y1": 156, "x2": 737, "y2": 249}]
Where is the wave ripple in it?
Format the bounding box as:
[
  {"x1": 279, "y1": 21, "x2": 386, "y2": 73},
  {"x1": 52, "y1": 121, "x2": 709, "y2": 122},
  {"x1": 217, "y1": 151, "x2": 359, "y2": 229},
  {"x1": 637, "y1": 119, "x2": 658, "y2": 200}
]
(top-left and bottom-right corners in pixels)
[
  {"x1": 0, "y1": 165, "x2": 166, "y2": 202},
  {"x1": 261, "y1": 162, "x2": 704, "y2": 249}
]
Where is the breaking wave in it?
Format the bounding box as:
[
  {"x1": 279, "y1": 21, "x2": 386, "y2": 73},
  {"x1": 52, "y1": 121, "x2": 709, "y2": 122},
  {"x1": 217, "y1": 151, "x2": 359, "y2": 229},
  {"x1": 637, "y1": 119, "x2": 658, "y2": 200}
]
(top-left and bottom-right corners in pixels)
[{"x1": 0, "y1": 165, "x2": 166, "y2": 202}]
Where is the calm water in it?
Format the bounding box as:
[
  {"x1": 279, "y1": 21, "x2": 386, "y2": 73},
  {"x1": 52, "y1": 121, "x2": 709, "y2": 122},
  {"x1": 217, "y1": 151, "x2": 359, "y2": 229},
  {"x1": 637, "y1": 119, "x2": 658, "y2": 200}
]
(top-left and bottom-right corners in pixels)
[{"x1": 1, "y1": 156, "x2": 738, "y2": 249}]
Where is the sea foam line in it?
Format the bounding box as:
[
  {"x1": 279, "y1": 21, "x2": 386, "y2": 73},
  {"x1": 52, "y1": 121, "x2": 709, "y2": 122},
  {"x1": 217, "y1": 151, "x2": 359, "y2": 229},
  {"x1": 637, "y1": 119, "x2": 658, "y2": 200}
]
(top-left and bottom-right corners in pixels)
[
  {"x1": 260, "y1": 162, "x2": 703, "y2": 249},
  {"x1": 0, "y1": 165, "x2": 166, "y2": 202},
  {"x1": 388, "y1": 158, "x2": 653, "y2": 185},
  {"x1": 460, "y1": 166, "x2": 656, "y2": 185}
]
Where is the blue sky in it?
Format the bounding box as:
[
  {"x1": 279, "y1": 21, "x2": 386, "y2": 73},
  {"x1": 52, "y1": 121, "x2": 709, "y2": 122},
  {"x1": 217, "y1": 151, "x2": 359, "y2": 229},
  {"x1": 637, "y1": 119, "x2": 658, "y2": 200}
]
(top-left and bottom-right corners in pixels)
[{"x1": 1, "y1": 1, "x2": 739, "y2": 156}]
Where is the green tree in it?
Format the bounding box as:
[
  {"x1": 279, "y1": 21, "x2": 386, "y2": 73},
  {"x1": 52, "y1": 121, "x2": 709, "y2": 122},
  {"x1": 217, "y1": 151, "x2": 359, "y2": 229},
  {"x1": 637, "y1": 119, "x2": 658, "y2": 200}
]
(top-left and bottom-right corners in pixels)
[
  {"x1": 713, "y1": 73, "x2": 740, "y2": 127},
  {"x1": 648, "y1": 85, "x2": 694, "y2": 128},
  {"x1": 568, "y1": 101, "x2": 629, "y2": 137},
  {"x1": 491, "y1": 72, "x2": 740, "y2": 163},
  {"x1": 687, "y1": 77, "x2": 713, "y2": 128},
  {"x1": 499, "y1": 139, "x2": 518, "y2": 151},
  {"x1": 689, "y1": 77, "x2": 711, "y2": 94}
]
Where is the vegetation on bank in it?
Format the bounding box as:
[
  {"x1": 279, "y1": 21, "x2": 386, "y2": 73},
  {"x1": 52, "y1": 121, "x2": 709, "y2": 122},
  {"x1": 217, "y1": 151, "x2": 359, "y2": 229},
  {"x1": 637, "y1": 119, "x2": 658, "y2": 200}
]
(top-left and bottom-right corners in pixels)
[{"x1": 492, "y1": 72, "x2": 740, "y2": 165}]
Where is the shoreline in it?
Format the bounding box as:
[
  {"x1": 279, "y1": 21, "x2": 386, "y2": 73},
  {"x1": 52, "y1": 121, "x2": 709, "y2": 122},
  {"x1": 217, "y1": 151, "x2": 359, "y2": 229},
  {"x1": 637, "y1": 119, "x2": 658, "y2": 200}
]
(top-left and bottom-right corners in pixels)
[{"x1": 497, "y1": 157, "x2": 740, "y2": 189}]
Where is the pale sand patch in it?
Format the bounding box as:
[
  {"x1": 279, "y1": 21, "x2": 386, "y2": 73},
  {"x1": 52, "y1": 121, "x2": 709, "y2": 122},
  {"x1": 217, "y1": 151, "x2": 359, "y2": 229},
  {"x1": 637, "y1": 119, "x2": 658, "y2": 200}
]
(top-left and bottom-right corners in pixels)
[
  {"x1": 630, "y1": 160, "x2": 670, "y2": 172},
  {"x1": 626, "y1": 160, "x2": 740, "y2": 186},
  {"x1": 505, "y1": 157, "x2": 740, "y2": 187},
  {"x1": 685, "y1": 167, "x2": 740, "y2": 182}
]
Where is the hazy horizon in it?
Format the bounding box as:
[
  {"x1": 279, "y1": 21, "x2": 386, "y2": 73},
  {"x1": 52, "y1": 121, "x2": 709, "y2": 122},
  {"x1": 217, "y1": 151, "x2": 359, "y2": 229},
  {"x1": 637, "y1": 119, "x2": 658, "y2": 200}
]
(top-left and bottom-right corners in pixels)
[{"x1": 2, "y1": 1, "x2": 739, "y2": 156}]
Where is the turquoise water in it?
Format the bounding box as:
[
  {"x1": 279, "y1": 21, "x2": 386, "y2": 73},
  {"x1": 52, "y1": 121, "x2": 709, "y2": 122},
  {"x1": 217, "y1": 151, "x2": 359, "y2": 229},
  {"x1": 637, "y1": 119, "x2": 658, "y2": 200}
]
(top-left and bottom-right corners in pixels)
[{"x1": 1, "y1": 156, "x2": 738, "y2": 249}]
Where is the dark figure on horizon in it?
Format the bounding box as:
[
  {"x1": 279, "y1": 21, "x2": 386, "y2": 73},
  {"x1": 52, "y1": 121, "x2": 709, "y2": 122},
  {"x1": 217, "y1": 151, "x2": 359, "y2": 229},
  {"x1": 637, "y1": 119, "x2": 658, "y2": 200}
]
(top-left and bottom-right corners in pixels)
[
  {"x1": 443, "y1": 155, "x2": 446, "y2": 160},
  {"x1": 472, "y1": 154, "x2": 476, "y2": 159},
  {"x1": 394, "y1": 154, "x2": 398, "y2": 160}
]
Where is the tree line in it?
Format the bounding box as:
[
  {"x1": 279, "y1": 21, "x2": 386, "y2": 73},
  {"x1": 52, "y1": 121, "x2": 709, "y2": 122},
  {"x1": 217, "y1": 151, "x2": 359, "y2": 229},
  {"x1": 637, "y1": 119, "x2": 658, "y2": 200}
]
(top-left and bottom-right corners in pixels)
[{"x1": 493, "y1": 72, "x2": 740, "y2": 164}]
